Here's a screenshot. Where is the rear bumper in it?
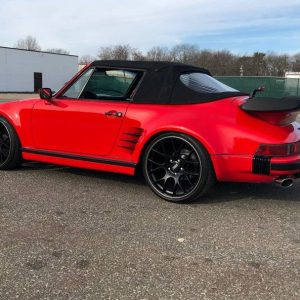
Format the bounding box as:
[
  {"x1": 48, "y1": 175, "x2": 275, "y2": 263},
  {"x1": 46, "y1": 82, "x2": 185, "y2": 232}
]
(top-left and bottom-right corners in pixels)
[
  {"x1": 271, "y1": 160, "x2": 300, "y2": 171},
  {"x1": 253, "y1": 155, "x2": 300, "y2": 174},
  {"x1": 257, "y1": 155, "x2": 300, "y2": 175}
]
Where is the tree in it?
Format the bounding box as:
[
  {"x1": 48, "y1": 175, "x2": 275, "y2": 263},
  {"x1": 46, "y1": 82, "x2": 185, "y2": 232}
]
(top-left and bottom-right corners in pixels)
[
  {"x1": 146, "y1": 46, "x2": 171, "y2": 61},
  {"x1": 79, "y1": 55, "x2": 96, "y2": 65},
  {"x1": 14, "y1": 36, "x2": 41, "y2": 51},
  {"x1": 266, "y1": 54, "x2": 290, "y2": 76},
  {"x1": 92, "y1": 43, "x2": 294, "y2": 76},
  {"x1": 113, "y1": 45, "x2": 132, "y2": 60},
  {"x1": 291, "y1": 53, "x2": 300, "y2": 72},
  {"x1": 98, "y1": 45, "x2": 138, "y2": 60},
  {"x1": 98, "y1": 46, "x2": 114, "y2": 60},
  {"x1": 208, "y1": 50, "x2": 239, "y2": 76},
  {"x1": 169, "y1": 44, "x2": 199, "y2": 64},
  {"x1": 193, "y1": 50, "x2": 214, "y2": 70},
  {"x1": 252, "y1": 52, "x2": 267, "y2": 76},
  {"x1": 131, "y1": 49, "x2": 146, "y2": 61},
  {"x1": 46, "y1": 48, "x2": 70, "y2": 55}
]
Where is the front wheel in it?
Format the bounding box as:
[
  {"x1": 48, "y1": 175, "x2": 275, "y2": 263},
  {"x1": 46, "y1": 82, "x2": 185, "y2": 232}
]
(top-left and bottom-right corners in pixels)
[
  {"x1": 0, "y1": 117, "x2": 22, "y2": 170},
  {"x1": 143, "y1": 133, "x2": 215, "y2": 203}
]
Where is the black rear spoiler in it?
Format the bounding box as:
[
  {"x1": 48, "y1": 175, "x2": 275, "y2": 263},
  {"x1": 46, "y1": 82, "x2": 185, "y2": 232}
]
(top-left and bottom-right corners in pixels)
[{"x1": 240, "y1": 97, "x2": 300, "y2": 112}]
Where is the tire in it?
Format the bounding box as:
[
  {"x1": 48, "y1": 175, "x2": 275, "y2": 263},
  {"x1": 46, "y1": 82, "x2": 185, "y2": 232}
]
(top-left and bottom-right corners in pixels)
[
  {"x1": 142, "y1": 132, "x2": 215, "y2": 203},
  {"x1": 0, "y1": 117, "x2": 22, "y2": 170}
]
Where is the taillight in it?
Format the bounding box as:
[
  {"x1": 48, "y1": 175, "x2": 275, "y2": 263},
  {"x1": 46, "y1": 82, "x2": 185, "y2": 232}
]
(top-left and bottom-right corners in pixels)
[
  {"x1": 256, "y1": 141, "x2": 300, "y2": 157},
  {"x1": 295, "y1": 141, "x2": 300, "y2": 154}
]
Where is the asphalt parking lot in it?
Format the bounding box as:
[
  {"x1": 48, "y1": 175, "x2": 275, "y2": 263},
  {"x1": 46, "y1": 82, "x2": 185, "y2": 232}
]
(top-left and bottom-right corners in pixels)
[
  {"x1": 0, "y1": 96, "x2": 300, "y2": 299},
  {"x1": 0, "y1": 93, "x2": 38, "y2": 103},
  {"x1": 0, "y1": 163, "x2": 299, "y2": 300}
]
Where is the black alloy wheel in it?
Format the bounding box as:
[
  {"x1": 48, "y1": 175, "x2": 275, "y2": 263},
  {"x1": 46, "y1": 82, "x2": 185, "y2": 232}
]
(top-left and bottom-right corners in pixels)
[
  {"x1": 143, "y1": 133, "x2": 215, "y2": 202},
  {"x1": 0, "y1": 123, "x2": 11, "y2": 164},
  {"x1": 0, "y1": 117, "x2": 22, "y2": 170}
]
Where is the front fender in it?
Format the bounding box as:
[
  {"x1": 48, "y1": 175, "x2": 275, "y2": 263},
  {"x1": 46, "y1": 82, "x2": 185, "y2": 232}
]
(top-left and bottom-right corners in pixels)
[{"x1": 0, "y1": 99, "x2": 38, "y2": 147}]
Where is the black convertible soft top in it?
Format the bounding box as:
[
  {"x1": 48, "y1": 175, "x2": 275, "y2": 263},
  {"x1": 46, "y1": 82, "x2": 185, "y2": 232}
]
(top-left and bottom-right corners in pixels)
[{"x1": 91, "y1": 60, "x2": 248, "y2": 104}]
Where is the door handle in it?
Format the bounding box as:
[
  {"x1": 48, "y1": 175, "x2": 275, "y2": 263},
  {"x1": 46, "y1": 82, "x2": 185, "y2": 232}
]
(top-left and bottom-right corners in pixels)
[{"x1": 105, "y1": 110, "x2": 123, "y2": 118}]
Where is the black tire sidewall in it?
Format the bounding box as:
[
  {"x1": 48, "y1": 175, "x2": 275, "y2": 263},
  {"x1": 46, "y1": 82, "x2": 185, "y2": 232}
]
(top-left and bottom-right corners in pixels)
[
  {"x1": 0, "y1": 117, "x2": 22, "y2": 169},
  {"x1": 143, "y1": 132, "x2": 214, "y2": 203}
]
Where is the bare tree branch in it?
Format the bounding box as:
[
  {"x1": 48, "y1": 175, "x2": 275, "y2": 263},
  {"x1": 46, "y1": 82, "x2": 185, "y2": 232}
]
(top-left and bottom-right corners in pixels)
[
  {"x1": 14, "y1": 36, "x2": 41, "y2": 51},
  {"x1": 79, "y1": 55, "x2": 96, "y2": 65},
  {"x1": 46, "y1": 48, "x2": 70, "y2": 55}
]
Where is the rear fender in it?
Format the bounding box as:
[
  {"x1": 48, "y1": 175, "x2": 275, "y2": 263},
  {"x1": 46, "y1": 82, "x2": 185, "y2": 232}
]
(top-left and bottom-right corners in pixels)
[{"x1": 133, "y1": 126, "x2": 216, "y2": 166}]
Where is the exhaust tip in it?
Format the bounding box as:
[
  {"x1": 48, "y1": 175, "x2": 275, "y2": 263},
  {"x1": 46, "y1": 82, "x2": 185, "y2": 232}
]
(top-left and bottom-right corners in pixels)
[
  {"x1": 275, "y1": 177, "x2": 294, "y2": 188},
  {"x1": 281, "y1": 178, "x2": 294, "y2": 188}
]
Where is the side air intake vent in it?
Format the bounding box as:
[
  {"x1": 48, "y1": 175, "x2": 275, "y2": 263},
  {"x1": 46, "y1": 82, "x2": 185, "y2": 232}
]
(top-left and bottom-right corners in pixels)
[{"x1": 118, "y1": 127, "x2": 144, "y2": 153}]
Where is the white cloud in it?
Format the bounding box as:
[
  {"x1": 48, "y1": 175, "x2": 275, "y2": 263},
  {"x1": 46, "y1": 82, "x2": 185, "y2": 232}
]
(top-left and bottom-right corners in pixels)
[{"x1": 0, "y1": 0, "x2": 299, "y2": 56}]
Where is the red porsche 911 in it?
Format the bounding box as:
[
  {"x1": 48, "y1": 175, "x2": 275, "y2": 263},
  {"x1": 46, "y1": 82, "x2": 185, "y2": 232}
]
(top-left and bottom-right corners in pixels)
[{"x1": 0, "y1": 61, "x2": 299, "y2": 202}]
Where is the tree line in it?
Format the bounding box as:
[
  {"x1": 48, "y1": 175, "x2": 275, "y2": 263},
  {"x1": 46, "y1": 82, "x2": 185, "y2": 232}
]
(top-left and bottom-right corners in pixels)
[
  {"x1": 14, "y1": 36, "x2": 70, "y2": 55},
  {"x1": 14, "y1": 36, "x2": 300, "y2": 77}
]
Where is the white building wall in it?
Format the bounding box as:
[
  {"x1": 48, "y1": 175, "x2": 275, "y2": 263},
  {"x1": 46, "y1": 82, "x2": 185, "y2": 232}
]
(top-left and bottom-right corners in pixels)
[
  {"x1": 285, "y1": 72, "x2": 300, "y2": 79},
  {"x1": 0, "y1": 47, "x2": 78, "y2": 92}
]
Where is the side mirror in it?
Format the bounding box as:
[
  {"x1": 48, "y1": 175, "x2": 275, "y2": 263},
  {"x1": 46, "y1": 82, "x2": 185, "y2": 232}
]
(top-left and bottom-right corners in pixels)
[{"x1": 39, "y1": 88, "x2": 53, "y2": 100}]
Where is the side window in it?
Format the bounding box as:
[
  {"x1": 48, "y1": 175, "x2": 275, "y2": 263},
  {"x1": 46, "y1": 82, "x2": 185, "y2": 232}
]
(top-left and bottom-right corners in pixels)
[
  {"x1": 79, "y1": 69, "x2": 138, "y2": 99},
  {"x1": 62, "y1": 68, "x2": 94, "y2": 99}
]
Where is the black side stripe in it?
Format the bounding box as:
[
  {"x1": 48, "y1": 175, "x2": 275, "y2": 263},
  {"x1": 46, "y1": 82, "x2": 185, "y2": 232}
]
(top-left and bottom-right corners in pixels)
[{"x1": 22, "y1": 148, "x2": 136, "y2": 168}]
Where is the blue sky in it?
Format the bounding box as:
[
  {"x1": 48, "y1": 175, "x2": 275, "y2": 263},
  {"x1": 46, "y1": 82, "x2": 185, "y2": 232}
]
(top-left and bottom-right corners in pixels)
[{"x1": 0, "y1": 0, "x2": 299, "y2": 56}]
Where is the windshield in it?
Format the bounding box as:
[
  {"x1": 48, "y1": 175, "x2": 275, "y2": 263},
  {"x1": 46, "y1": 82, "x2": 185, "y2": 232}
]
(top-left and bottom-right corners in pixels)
[{"x1": 180, "y1": 73, "x2": 238, "y2": 93}]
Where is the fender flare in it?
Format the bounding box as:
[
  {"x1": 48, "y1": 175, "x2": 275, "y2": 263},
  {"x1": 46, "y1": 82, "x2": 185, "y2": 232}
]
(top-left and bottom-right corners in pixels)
[{"x1": 133, "y1": 127, "x2": 216, "y2": 165}]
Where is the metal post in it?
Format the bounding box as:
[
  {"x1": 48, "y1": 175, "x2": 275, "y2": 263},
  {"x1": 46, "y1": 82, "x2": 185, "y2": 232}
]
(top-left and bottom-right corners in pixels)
[{"x1": 240, "y1": 65, "x2": 244, "y2": 77}]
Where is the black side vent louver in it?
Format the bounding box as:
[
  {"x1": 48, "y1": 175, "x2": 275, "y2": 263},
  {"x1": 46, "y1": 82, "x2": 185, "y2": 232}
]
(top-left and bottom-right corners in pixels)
[
  {"x1": 118, "y1": 127, "x2": 144, "y2": 153},
  {"x1": 252, "y1": 155, "x2": 271, "y2": 175}
]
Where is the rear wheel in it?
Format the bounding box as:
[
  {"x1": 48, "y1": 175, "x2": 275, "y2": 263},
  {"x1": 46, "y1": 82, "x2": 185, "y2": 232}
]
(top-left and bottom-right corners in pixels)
[
  {"x1": 0, "y1": 117, "x2": 22, "y2": 170},
  {"x1": 143, "y1": 133, "x2": 215, "y2": 202}
]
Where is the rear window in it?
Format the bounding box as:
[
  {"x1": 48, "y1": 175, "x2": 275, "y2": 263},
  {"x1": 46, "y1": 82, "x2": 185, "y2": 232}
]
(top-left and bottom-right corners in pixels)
[{"x1": 180, "y1": 73, "x2": 238, "y2": 93}]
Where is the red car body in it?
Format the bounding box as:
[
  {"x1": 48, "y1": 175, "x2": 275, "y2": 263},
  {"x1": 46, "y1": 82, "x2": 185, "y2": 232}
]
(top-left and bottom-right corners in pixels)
[{"x1": 0, "y1": 61, "x2": 299, "y2": 201}]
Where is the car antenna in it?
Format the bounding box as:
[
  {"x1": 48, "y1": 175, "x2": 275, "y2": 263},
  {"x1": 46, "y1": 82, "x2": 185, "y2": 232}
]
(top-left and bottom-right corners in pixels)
[{"x1": 251, "y1": 86, "x2": 265, "y2": 98}]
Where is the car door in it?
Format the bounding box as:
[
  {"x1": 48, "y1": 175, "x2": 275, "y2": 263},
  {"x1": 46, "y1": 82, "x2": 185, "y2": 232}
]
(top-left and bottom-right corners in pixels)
[{"x1": 32, "y1": 67, "x2": 140, "y2": 157}]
